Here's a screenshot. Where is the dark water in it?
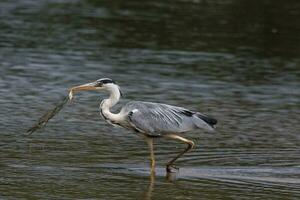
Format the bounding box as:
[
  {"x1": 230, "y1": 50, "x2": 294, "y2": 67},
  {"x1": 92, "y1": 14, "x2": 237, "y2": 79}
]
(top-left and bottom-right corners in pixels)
[{"x1": 1, "y1": 0, "x2": 300, "y2": 199}]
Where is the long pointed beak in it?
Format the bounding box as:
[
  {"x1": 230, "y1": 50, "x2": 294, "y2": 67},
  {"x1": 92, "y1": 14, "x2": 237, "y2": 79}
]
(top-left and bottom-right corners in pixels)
[
  {"x1": 69, "y1": 82, "x2": 97, "y2": 92},
  {"x1": 68, "y1": 82, "x2": 98, "y2": 100}
]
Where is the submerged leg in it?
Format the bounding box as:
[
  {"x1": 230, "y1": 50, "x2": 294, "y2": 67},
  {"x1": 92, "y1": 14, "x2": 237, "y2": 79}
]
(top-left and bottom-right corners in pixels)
[
  {"x1": 145, "y1": 137, "x2": 156, "y2": 173},
  {"x1": 164, "y1": 134, "x2": 195, "y2": 173}
]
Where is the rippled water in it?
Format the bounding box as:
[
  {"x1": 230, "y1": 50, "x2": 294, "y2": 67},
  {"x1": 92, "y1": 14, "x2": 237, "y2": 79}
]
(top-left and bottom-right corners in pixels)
[{"x1": 1, "y1": 0, "x2": 300, "y2": 199}]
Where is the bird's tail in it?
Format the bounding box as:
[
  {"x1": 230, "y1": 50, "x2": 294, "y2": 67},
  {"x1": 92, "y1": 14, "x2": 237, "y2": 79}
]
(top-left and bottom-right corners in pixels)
[{"x1": 193, "y1": 113, "x2": 217, "y2": 131}]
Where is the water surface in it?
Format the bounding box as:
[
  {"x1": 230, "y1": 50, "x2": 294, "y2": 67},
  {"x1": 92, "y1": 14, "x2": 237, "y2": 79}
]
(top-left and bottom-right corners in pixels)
[{"x1": 1, "y1": 0, "x2": 300, "y2": 199}]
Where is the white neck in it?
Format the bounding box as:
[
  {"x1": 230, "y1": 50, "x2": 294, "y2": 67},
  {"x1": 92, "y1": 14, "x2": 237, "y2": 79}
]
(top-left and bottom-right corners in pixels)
[{"x1": 100, "y1": 84, "x2": 122, "y2": 122}]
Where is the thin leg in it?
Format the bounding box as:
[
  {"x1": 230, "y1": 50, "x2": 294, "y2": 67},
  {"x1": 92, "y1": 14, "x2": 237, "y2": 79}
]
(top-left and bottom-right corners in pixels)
[
  {"x1": 145, "y1": 137, "x2": 156, "y2": 173},
  {"x1": 164, "y1": 134, "x2": 195, "y2": 173}
]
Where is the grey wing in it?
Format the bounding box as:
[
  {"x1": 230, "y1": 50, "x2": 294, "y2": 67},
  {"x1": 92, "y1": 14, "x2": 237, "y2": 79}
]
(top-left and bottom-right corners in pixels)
[{"x1": 123, "y1": 101, "x2": 216, "y2": 136}]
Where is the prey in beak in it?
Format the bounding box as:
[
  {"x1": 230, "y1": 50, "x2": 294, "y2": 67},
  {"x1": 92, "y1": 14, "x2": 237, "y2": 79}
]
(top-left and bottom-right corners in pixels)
[
  {"x1": 27, "y1": 78, "x2": 114, "y2": 135},
  {"x1": 69, "y1": 81, "x2": 100, "y2": 101}
]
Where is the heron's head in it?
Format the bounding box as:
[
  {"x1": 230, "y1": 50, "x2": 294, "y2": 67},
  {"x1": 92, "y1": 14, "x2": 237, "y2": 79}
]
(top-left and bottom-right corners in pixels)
[{"x1": 69, "y1": 78, "x2": 122, "y2": 100}]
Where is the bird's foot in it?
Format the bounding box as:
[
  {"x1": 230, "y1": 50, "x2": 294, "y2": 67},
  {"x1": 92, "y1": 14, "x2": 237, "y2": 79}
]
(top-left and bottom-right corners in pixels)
[{"x1": 166, "y1": 164, "x2": 179, "y2": 173}]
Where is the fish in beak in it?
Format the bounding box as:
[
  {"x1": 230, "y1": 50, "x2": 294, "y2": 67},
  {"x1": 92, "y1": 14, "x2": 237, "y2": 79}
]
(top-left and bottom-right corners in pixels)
[{"x1": 69, "y1": 81, "x2": 100, "y2": 100}]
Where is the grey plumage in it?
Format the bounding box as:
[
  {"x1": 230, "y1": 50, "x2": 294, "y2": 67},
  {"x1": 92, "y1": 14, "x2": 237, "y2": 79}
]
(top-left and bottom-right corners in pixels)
[{"x1": 121, "y1": 101, "x2": 217, "y2": 137}]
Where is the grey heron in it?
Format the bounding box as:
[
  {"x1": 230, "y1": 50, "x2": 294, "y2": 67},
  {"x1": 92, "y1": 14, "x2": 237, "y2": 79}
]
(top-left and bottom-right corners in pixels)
[{"x1": 70, "y1": 78, "x2": 217, "y2": 173}]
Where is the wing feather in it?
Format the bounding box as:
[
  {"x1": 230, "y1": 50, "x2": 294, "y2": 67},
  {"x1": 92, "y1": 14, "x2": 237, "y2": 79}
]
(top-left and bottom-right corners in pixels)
[{"x1": 123, "y1": 101, "x2": 216, "y2": 136}]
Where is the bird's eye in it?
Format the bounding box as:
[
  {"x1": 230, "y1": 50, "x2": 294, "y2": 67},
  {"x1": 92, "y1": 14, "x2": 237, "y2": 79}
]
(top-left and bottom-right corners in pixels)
[{"x1": 95, "y1": 82, "x2": 103, "y2": 87}]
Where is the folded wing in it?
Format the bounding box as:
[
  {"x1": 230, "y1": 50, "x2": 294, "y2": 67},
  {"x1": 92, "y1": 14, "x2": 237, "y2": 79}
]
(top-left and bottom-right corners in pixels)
[{"x1": 123, "y1": 101, "x2": 217, "y2": 136}]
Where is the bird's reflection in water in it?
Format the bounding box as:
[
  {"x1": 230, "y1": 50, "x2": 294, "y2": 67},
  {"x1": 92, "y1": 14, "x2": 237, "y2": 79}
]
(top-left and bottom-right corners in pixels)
[
  {"x1": 144, "y1": 171, "x2": 155, "y2": 200},
  {"x1": 165, "y1": 171, "x2": 178, "y2": 182},
  {"x1": 144, "y1": 171, "x2": 178, "y2": 200}
]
